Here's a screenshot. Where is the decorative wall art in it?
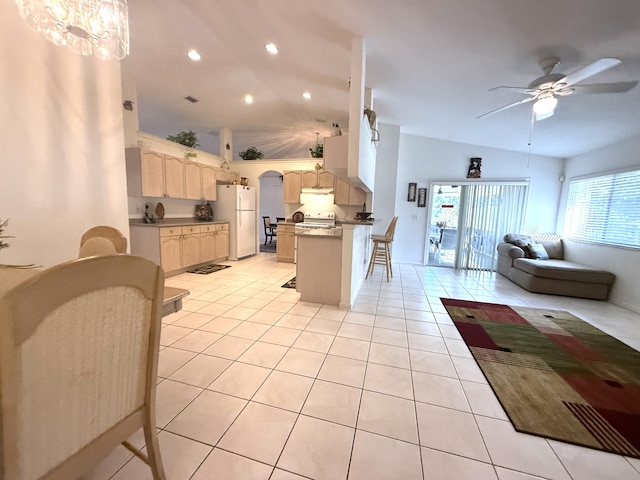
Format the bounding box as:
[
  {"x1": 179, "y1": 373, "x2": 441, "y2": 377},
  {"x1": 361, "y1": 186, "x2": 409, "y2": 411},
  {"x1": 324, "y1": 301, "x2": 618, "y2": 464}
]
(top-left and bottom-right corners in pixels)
[
  {"x1": 417, "y1": 188, "x2": 427, "y2": 207},
  {"x1": 407, "y1": 183, "x2": 417, "y2": 202},
  {"x1": 467, "y1": 157, "x2": 482, "y2": 178}
]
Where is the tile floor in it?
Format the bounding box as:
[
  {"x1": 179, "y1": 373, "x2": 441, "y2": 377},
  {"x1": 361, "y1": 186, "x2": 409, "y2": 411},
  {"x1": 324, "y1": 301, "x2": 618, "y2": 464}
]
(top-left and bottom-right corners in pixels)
[{"x1": 85, "y1": 253, "x2": 640, "y2": 480}]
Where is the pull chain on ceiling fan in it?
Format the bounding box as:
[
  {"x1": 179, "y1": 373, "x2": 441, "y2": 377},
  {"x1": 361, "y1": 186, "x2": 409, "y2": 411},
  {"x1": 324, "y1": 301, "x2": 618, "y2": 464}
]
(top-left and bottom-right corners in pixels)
[{"x1": 477, "y1": 56, "x2": 638, "y2": 121}]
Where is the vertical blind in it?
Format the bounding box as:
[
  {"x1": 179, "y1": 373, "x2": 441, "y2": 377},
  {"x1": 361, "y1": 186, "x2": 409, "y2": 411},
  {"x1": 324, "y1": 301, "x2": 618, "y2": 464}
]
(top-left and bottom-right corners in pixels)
[
  {"x1": 563, "y1": 169, "x2": 640, "y2": 248},
  {"x1": 456, "y1": 183, "x2": 529, "y2": 271}
]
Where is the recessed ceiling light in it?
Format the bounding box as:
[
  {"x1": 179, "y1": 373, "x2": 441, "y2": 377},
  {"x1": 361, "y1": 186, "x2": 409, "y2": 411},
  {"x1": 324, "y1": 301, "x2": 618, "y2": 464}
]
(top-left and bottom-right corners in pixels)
[
  {"x1": 187, "y1": 49, "x2": 201, "y2": 61},
  {"x1": 265, "y1": 43, "x2": 278, "y2": 55},
  {"x1": 244, "y1": 95, "x2": 254, "y2": 104},
  {"x1": 302, "y1": 92, "x2": 312, "y2": 100}
]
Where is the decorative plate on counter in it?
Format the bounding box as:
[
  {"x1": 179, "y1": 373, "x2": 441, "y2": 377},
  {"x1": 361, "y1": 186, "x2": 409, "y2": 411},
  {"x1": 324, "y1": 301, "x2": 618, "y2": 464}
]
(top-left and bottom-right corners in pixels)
[
  {"x1": 292, "y1": 211, "x2": 304, "y2": 223},
  {"x1": 155, "y1": 202, "x2": 165, "y2": 220}
]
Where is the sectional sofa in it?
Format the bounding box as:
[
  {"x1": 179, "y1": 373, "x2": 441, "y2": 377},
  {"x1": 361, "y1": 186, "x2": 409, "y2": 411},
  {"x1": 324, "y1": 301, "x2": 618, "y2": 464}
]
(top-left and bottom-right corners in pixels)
[{"x1": 496, "y1": 234, "x2": 615, "y2": 300}]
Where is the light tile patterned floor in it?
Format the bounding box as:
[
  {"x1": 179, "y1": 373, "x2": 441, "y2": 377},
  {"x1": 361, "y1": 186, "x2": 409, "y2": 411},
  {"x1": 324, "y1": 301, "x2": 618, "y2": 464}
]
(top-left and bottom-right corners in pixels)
[{"x1": 85, "y1": 253, "x2": 640, "y2": 480}]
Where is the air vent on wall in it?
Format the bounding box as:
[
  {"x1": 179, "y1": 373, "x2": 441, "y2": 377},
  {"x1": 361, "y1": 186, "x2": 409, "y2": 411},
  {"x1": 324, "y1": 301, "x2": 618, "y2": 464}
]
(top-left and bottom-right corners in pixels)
[{"x1": 184, "y1": 96, "x2": 198, "y2": 103}]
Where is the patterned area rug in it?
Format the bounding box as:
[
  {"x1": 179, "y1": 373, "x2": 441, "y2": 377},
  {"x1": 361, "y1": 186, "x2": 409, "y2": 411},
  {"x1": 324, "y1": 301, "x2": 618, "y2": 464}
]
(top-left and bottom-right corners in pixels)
[
  {"x1": 281, "y1": 277, "x2": 296, "y2": 289},
  {"x1": 441, "y1": 298, "x2": 640, "y2": 458},
  {"x1": 187, "y1": 264, "x2": 231, "y2": 275}
]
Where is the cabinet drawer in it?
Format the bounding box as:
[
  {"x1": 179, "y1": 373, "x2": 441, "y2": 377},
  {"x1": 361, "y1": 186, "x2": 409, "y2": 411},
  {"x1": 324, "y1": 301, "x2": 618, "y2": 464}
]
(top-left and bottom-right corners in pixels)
[
  {"x1": 160, "y1": 227, "x2": 181, "y2": 237},
  {"x1": 181, "y1": 225, "x2": 201, "y2": 235},
  {"x1": 215, "y1": 223, "x2": 228, "y2": 232},
  {"x1": 201, "y1": 224, "x2": 216, "y2": 233},
  {"x1": 278, "y1": 224, "x2": 295, "y2": 233}
]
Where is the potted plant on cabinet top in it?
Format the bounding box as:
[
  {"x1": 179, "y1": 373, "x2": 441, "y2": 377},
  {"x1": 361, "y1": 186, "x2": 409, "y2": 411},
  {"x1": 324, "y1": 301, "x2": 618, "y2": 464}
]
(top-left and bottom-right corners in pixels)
[
  {"x1": 239, "y1": 146, "x2": 264, "y2": 160},
  {"x1": 167, "y1": 130, "x2": 199, "y2": 157},
  {"x1": 310, "y1": 131, "x2": 323, "y2": 158}
]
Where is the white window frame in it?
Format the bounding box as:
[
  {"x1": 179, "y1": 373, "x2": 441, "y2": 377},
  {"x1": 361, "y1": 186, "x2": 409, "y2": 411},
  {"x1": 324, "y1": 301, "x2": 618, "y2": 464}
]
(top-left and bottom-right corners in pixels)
[{"x1": 563, "y1": 167, "x2": 640, "y2": 250}]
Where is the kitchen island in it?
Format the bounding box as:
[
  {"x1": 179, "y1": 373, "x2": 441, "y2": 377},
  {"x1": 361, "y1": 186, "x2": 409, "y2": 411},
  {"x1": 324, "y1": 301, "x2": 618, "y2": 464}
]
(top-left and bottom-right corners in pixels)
[
  {"x1": 296, "y1": 227, "x2": 343, "y2": 305},
  {"x1": 295, "y1": 222, "x2": 371, "y2": 307}
]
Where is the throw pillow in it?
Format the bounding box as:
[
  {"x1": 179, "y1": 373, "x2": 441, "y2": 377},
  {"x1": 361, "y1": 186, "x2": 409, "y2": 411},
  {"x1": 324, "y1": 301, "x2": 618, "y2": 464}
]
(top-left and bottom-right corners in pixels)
[
  {"x1": 503, "y1": 234, "x2": 533, "y2": 248},
  {"x1": 526, "y1": 242, "x2": 550, "y2": 260}
]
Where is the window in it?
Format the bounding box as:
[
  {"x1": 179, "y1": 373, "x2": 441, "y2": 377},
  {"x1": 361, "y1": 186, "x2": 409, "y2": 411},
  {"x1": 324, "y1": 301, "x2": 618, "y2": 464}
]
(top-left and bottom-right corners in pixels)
[{"x1": 563, "y1": 169, "x2": 640, "y2": 248}]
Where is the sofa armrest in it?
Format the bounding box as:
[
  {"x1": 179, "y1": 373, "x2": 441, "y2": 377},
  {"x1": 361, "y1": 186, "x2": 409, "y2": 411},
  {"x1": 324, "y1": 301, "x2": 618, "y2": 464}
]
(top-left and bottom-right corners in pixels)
[{"x1": 497, "y1": 242, "x2": 525, "y2": 260}]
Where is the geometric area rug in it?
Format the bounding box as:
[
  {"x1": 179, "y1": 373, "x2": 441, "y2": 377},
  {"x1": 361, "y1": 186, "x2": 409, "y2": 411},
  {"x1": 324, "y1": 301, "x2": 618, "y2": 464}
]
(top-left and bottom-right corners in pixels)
[{"x1": 441, "y1": 298, "x2": 640, "y2": 458}]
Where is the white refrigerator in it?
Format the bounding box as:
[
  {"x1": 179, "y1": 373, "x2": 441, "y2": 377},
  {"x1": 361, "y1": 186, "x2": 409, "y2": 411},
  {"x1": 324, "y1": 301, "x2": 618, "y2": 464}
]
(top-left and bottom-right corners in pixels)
[{"x1": 215, "y1": 185, "x2": 257, "y2": 260}]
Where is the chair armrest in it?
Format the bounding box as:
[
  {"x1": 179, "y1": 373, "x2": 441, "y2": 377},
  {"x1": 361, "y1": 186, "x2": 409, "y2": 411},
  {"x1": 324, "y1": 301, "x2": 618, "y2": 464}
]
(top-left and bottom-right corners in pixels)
[{"x1": 497, "y1": 242, "x2": 525, "y2": 260}]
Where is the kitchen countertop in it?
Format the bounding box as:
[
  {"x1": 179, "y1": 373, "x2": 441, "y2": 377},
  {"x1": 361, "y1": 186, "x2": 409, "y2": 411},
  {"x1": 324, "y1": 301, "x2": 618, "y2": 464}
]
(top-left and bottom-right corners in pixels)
[
  {"x1": 295, "y1": 227, "x2": 343, "y2": 238},
  {"x1": 338, "y1": 219, "x2": 374, "y2": 226},
  {"x1": 129, "y1": 217, "x2": 228, "y2": 227}
]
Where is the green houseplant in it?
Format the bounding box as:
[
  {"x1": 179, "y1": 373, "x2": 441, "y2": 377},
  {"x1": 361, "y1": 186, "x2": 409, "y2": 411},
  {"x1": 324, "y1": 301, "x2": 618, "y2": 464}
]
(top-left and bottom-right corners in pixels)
[
  {"x1": 167, "y1": 130, "x2": 199, "y2": 149},
  {"x1": 239, "y1": 146, "x2": 264, "y2": 160},
  {"x1": 310, "y1": 143, "x2": 323, "y2": 158}
]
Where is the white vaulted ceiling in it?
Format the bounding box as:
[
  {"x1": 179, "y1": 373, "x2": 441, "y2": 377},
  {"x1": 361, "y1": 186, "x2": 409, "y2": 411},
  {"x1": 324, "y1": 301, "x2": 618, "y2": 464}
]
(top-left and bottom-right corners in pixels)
[{"x1": 124, "y1": 0, "x2": 640, "y2": 160}]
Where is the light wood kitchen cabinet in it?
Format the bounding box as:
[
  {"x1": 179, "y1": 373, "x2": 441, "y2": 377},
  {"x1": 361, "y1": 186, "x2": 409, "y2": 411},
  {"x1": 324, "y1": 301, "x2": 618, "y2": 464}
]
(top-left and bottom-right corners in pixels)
[
  {"x1": 131, "y1": 222, "x2": 228, "y2": 276},
  {"x1": 276, "y1": 224, "x2": 296, "y2": 263},
  {"x1": 301, "y1": 169, "x2": 335, "y2": 188},
  {"x1": 185, "y1": 160, "x2": 203, "y2": 200},
  {"x1": 283, "y1": 171, "x2": 302, "y2": 203},
  {"x1": 159, "y1": 226, "x2": 183, "y2": 272},
  {"x1": 125, "y1": 148, "x2": 164, "y2": 197},
  {"x1": 164, "y1": 155, "x2": 186, "y2": 198},
  {"x1": 202, "y1": 164, "x2": 217, "y2": 200},
  {"x1": 334, "y1": 177, "x2": 366, "y2": 206},
  {"x1": 200, "y1": 224, "x2": 216, "y2": 262},
  {"x1": 126, "y1": 148, "x2": 185, "y2": 198},
  {"x1": 181, "y1": 225, "x2": 201, "y2": 266},
  {"x1": 215, "y1": 224, "x2": 229, "y2": 259}
]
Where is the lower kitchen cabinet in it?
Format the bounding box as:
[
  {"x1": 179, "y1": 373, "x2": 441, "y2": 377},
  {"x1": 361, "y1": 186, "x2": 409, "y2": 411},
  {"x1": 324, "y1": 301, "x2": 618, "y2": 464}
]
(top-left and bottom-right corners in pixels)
[
  {"x1": 276, "y1": 224, "x2": 295, "y2": 263},
  {"x1": 131, "y1": 222, "x2": 229, "y2": 275},
  {"x1": 215, "y1": 224, "x2": 229, "y2": 259}
]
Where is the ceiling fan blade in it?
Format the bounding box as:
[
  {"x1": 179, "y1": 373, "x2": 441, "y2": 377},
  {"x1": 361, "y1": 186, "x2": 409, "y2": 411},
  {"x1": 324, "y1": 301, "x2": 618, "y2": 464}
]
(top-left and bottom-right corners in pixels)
[
  {"x1": 570, "y1": 80, "x2": 638, "y2": 94},
  {"x1": 560, "y1": 57, "x2": 621, "y2": 87},
  {"x1": 476, "y1": 96, "x2": 536, "y2": 119},
  {"x1": 489, "y1": 86, "x2": 534, "y2": 95}
]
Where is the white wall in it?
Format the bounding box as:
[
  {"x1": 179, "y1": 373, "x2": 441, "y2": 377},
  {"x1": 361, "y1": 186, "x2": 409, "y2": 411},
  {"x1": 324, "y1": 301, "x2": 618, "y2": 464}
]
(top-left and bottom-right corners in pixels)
[
  {"x1": 391, "y1": 134, "x2": 564, "y2": 264},
  {"x1": 371, "y1": 124, "x2": 400, "y2": 235},
  {"x1": 0, "y1": 4, "x2": 129, "y2": 267},
  {"x1": 559, "y1": 135, "x2": 640, "y2": 313}
]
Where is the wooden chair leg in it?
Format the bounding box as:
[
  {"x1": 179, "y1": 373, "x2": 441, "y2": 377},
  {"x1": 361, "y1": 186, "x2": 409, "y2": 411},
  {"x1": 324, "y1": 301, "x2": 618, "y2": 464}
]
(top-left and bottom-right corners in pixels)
[
  {"x1": 366, "y1": 240, "x2": 378, "y2": 279},
  {"x1": 143, "y1": 419, "x2": 166, "y2": 479}
]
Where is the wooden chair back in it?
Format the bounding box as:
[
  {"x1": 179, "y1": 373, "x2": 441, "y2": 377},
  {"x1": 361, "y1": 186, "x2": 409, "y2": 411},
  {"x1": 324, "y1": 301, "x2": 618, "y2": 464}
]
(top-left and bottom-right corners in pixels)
[
  {"x1": 79, "y1": 226, "x2": 127, "y2": 257},
  {"x1": 0, "y1": 255, "x2": 166, "y2": 479}
]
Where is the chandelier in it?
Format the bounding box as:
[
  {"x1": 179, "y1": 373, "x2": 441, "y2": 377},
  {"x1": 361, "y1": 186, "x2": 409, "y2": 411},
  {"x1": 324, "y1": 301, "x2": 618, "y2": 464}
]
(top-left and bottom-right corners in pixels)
[{"x1": 14, "y1": 0, "x2": 129, "y2": 60}]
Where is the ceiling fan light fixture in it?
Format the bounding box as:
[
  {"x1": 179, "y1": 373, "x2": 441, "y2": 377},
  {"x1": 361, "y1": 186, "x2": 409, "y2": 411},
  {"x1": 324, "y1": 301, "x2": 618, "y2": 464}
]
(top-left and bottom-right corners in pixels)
[{"x1": 533, "y1": 94, "x2": 557, "y2": 115}]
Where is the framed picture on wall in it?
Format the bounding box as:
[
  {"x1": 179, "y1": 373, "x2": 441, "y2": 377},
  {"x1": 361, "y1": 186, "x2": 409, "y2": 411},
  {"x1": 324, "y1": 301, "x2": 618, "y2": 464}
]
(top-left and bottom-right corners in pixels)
[
  {"x1": 407, "y1": 182, "x2": 417, "y2": 202},
  {"x1": 417, "y1": 188, "x2": 427, "y2": 207}
]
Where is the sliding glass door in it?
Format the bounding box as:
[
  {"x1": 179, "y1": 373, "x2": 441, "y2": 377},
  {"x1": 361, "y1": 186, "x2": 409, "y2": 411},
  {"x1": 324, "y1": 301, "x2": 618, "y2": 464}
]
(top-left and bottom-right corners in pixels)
[{"x1": 426, "y1": 182, "x2": 529, "y2": 270}]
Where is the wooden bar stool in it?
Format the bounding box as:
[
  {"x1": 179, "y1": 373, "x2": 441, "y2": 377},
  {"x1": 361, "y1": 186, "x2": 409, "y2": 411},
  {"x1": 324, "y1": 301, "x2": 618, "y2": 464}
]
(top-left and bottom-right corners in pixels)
[{"x1": 366, "y1": 216, "x2": 398, "y2": 282}]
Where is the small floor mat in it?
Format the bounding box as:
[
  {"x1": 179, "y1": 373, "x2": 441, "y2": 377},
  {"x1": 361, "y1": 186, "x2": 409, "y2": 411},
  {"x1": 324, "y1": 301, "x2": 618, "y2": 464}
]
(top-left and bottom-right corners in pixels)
[
  {"x1": 187, "y1": 264, "x2": 231, "y2": 275},
  {"x1": 281, "y1": 277, "x2": 296, "y2": 288}
]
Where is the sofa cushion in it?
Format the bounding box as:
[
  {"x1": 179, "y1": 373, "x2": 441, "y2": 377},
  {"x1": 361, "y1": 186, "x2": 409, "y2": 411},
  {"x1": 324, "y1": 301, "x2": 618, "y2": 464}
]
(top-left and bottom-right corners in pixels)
[
  {"x1": 535, "y1": 237, "x2": 564, "y2": 259},
  {"x1": 513, "y1": 258, "x2": 615, "y2": 285},
  {"x1": 526, "y1": 243, "x2": 549, "y2": 260},
  {"x1": 503, "y1": 234, "x2": 533, "y2": 248}
]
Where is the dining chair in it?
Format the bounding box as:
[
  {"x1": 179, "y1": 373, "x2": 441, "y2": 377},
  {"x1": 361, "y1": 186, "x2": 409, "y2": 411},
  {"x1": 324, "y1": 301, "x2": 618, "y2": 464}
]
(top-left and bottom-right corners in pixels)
[
  {"x1": 79, "y1": 225, "x2": 128, "y2": 257},
  {"x1": 276, "y1": 217, "x2": 285, "y2": 223},
  {"x1": 438, "y1": 228, "x2": 458, "y2": 264},
  {"x1": 366, "y1": 216, "x2": 399, "y2": 282},
  {"x1": 262, "y1": 216, "x2": 277, "y2": 245},
  {"x1": 0, "y1": 255, "x2": 166, "y2": 480}
]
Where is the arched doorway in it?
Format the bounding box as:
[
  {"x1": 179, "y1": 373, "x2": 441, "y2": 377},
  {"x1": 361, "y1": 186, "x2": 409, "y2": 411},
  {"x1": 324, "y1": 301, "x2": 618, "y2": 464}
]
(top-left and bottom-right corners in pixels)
[{"x1": 258, "y1": 170, "x2": 284, "y2": 249}]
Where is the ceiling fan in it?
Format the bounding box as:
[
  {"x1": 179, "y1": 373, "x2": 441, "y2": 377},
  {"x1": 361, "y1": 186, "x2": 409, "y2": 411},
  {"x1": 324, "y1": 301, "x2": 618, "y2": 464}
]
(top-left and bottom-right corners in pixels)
[{"x1": 477, "y1": 56, "x2": 638, "y2": 121}]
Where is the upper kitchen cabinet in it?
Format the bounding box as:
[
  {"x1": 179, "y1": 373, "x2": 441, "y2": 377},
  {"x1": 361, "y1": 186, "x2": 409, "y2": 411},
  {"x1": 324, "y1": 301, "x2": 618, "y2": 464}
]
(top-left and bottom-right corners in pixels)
[
  {"x1": 126, "y1": 147, "x2": 185, "y2": 198},
  {"x1": 185, "y1": 159, "x2": 203, "y2": 200},
  {"x1": 301, "y1": 169, "x2": 335, "y2": 188},
  {"x1": 202, "y1": 164, "x2": 217, "y2": 200},
  {"x1": 334, "y1": 177, "x2": 366, "y2": 206},
  {"x1": 125, "y1": 148, "x2": 164, "y2": 197},
  {"x1": 164, "y1": 155, "x2": 185, "y2": 198},
  {"x1": 283, "y1": 170, "x2": 302, "y2": 203}
]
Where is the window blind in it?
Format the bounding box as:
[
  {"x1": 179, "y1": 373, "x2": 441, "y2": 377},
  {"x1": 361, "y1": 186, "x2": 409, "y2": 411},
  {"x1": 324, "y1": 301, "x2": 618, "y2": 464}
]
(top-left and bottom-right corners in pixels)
[{"x1": 563, "y1": 169, "x2": 640, "y2": 248}]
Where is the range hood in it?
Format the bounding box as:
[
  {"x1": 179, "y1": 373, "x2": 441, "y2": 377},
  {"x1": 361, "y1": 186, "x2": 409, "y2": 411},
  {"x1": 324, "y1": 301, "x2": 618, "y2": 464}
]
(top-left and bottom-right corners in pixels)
[{"x1": 301, "y1": 185, "x2": 334, "y2": 195}]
